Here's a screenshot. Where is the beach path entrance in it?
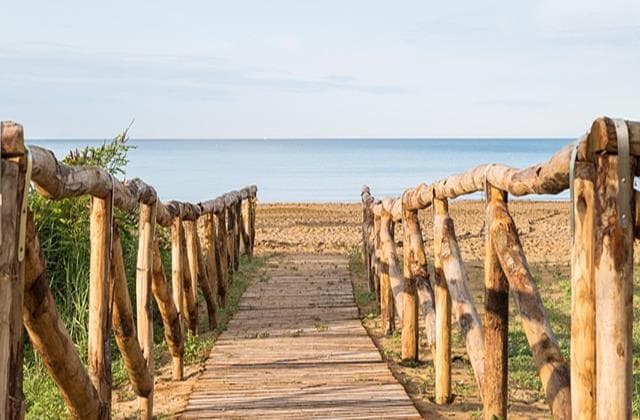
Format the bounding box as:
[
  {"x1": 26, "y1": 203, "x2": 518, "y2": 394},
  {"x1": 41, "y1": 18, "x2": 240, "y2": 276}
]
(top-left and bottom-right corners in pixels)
[{"x1": 183, "y1": 254, "x2": 420, "y2": 418}]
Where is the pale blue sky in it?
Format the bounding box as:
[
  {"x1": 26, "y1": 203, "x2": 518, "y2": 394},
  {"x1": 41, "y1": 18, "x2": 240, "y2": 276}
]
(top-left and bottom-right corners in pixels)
[{"x1": 1, "y1": 1, "x2": 639, "y2": 138}]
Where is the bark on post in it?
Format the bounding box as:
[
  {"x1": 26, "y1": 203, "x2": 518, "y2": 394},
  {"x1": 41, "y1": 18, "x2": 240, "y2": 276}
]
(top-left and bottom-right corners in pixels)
[
  {"x1": 136, "y1": 202, "x2": 156, "y2": 419},
  {"x1": 249, "y1": 195, "x2": 257, "y2": 255},
  {"x1": 88, "y1": 195, "x2": 112, "y2": 413},
  {"x1": 0, "y1": 122, "x2": 26, "y2": 419},
  {"x1": 180, "y1": 226, "x2": 198, "y2": 335},
  {"x1": 226, "y1": 205, "x2": 236, "y2": 274},
  {"x1": 488, "y1": 194, "x2": 571, "y2": 419},
  {"x1": 151, "y1": 241, "x2": 184, "y2": 381},
  {"x1": 197, "y1": 214, "x2": 218, "y2": 330},
  {"x1": 380, "y1": 198, "x2": 404, "y2": 322},
  {"x1": 361, "y1": 188, "x2": 376, "y2": 293},
  {"x1": 215, "y1": 211, "x2": 229, "y2": 307},
  {"x1": 23, "y1": 212, "x2": 106, "y2": 419},
  {"x1": 170, "y1": 217, "x2": 185, "y2": 379},
  {"x1": 593, "y1": 154, "x2": 634, "y2": 420},
  {"x1": 183, "y1": 220, "x2": 200, "y2": 334},
  {"x1": 234, "y1": 198, "x2": 242, "y2": 265},
  {"x1": 379, "y1": 213, "x2": 395, "y2": 335},
  {"x1": 483, "y1": 184, "x2": 509, "y2": 419},
  {"x1": 400, "y1": 204, "x2": 423, "y2": 361},
  {"x1": 110, "y1": 229, "x2": 153, "y2": 398},
  {"x1": 570, "y1": 162, "x2": 596, "y2": 420},
  {"x1": 240, "y1": 199, "x2": 251, "y2": 258},
  {"x1": 433, "y1": 198, "x2": 451, "y2": 404},
  {"x1": 434, "y1": 198, "x2": 485, "y2": 398},
  {"x1": 372, "y1": 214, "x2": 382, "y2": 303}
]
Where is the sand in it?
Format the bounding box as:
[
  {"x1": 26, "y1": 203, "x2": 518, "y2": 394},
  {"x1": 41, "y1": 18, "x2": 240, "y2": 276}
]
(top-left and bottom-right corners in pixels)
[{"x1": 255, "y1": 201, "x2": 570, "y2": 263}]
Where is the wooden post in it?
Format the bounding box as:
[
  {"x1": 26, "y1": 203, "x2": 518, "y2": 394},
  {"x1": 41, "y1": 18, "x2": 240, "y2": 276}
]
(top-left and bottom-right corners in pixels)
[
  {"x1": 215, "y1": 211, "x2": 229, "y2": 307},
  {"x1": 400, "y1": 205, "x2": 421, "y2": 361},
  {"x1": 361, "y1": 191, "x2": 376, "y2": 293},
  {"x1": 434, "y1": 198, "x2": 485, "y2": 399},
  {"x1": 180, "y1": 225, "x2": 198, "y2": 335},
  {"x1": 170, "y1": 217, "x2": 185, "y2": 380},
  {"x1": 570, "y1": 161, "x2": 595, "y2": 420},
  {"x1": 594, "y1": 154, "x2": 634, "y2": 419},
  {"x1": 226, "y1": 205, "x2": 236, "y2": 274},
  {"x1": 110, "y1": 228, "x2": 153, "y2": 398},
  {"x1": 0, "y1": 121, "x2": 26, "y2": 419},
  {"x1": 484, "y1": 184, "x2": 509, "y2": 419},
  {"x1": 488, "y1": 192, "x2": 571, "y2": 419},
  {"x1": 234, "y1": 198, "x2": 242, "y2": 264},
  {"x1": 23, "y1": 212, "x2": 106, "y2": 419},
  {"x1": 379, "y1": 213, "x2": 395, "y2": 335},
  {"x1": 249, "y1": 195, "x2": 257, "y2": 256},
  {"x1": 183, "y1": 220, "x2": 200, "y2": 334},
  {"x1": 372, "y1": 214, "x2": 382, "y2": 303},
  {"x1": 240, "y1": 199, "x2": 252, "y2": 258},
  {"x1": 136, "y1": 203, "x2": 156, "y2": 418},
  {"x1": 151, "y1": 241, "x2": 184, "y2": 380},
  {"x1": 197, "y1": 214, "x2": 218, "y2": 330},
  {"x1": 88, "y1": 195, "x2": 112, "y2": 413},
  {"x1": 433, "y1": 198, "x2": 451, "y2": 404}
]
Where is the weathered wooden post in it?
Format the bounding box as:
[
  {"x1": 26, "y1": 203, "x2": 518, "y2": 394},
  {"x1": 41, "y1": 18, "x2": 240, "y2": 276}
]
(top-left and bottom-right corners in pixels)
[
  {"x1": 589, "y1": 118, "x2": 635, "y2": 419},
  {"x1": 110, "y1": 229, "x2": 153, "y2": 400},
  {"x1": 0, "y1": 121, "x2": 26, "y2": 419},
  {"x1": 225, "y1": 199, "x2": 237, "y2": 274},
  {"x1": 400, "y1": 196, "x2": 420, "y2": 361},
  {"x1": 240, "y1": 199, "x2": 252, "y2": 257},
  {"x1": 379, "y1": 211, "x2": 395, "y2": 334},
  {"x1": 434, "y1": 197, "x2": 486, "y2": 401},
  {"x1": 215, "y1": 210, "x2": 229, "y2": 306},
  {"x1": 234, "y1": 197, "x2": 242, "y2": 265},
  {"x1": 151, "y1": 241, "x2": 184, "y2": 381},
  {"x1": 88, "y1": 194, "x2": 113, "y2": 413},
  {"x1": 170, "y1": 217, "x2": 185, "y2": 379},
  {"x1": 488, "y1": 185, "x2": 571, "y2": 419},
  {"x1": 484, "y1": 183, "x2": 509, "y2": 419},
  {"x1": 197, "y1": 214, "x2": 218, "y2": 330},
  {"x1": 570, "y1": 156, "x2": 596, "y2": 420},
  {"x1": 23, "y1": 213, "x2": 106, "y2": 419},
  {"x1": 433, "y1": 198, "x2": 451, "y2": 404},
  {"x1": 361, "y1": 187, "x2": 376, "y2": 293},
  {"x1": 249, "y1": 190, "x2": 257, "y2": 256},
  {"x1": 136, "y1": 202, "x2": 156, "y2": 418},
  {"x1": 180, "y1": 226, "x2": 198, "y2": 335},
  {"x1": 183, "y1": 220, "x2": 200, "y2": 334},
  {"x1": 372, "y1": 213, "x2": 382, "y2": 303}
]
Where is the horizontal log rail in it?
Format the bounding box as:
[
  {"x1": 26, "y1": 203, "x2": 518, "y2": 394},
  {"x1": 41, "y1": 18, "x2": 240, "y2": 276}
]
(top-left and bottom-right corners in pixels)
[
  {"x1": 0, "y1": 121, "x2": 258, "y2": 419},
  {"x1": 360, "y1": 116, "x2": 639, "y2": 420}
]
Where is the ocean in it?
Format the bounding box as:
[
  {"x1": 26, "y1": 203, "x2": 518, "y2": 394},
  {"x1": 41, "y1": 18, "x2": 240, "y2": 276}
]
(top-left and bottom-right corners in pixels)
[{"x1": 33, "y1": 138, "x2": 571, "y2": 203}]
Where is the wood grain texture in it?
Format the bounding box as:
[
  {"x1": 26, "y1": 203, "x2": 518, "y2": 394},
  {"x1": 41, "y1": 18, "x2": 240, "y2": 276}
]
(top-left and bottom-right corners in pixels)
[{"x1": 183, "y1": 255, "x2": 420, "y2": 419}]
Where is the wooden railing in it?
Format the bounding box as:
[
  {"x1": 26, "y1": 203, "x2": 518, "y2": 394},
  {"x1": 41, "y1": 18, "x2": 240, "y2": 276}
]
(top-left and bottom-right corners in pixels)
[
  {"x1": 0, "y1": 121, "x2": 258, "y2": 419},
  {"x1": 361, "y1": 116, "x2": 640, "y2": 420}
]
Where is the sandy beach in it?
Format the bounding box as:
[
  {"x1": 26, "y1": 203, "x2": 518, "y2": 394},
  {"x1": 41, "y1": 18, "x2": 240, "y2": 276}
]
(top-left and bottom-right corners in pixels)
[{"x1": 255, "y1": 201, "x2": 570, "y2": 263}]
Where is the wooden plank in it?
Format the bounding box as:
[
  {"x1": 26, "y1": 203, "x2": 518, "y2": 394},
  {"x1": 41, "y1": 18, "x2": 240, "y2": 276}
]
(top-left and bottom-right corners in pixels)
[{"x1": 183, "y1": 255, "x2": 420, "y2": 419}]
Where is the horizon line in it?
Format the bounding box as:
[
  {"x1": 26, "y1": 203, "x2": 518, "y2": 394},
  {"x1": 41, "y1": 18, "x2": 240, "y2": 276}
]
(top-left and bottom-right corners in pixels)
[{"x1": 31, "y1": 136, "x2": 575, "y2": 141}]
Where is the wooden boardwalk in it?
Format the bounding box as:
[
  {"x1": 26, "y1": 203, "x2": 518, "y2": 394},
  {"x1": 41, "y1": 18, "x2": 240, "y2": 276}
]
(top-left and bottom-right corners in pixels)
[{"x1": 183, "y1": 254, "x2": 420, "y2": 419}]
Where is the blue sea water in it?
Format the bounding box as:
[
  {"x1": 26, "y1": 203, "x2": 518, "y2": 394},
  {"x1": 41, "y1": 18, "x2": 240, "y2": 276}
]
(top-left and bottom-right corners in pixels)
[{"x1": 32, "y1": 138, "x2": 571, "y2": 203}]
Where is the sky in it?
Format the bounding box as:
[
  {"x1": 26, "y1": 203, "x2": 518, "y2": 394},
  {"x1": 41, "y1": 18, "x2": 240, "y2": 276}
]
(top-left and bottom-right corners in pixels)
[{"x1": 1, "y1": 1, "x2": 639, "y2": 139}]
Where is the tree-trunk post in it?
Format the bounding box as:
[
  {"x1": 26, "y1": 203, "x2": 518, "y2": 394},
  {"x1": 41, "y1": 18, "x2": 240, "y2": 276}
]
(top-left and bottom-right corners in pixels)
[
  {"x1": 249, "y1": 194, "x2": 257, "y2": 255},
  {"x1": 226, "y1": 204, "x2": 236, "y2": 274},
  {"x1": 590, "y1": 119, "x2": 635, "y2": 420},
  {"x1": 488, "y1": 189, "x2": 571, "y2": 419},
  {"x1": 400, "y1": 201, "x2": 423, "y2": 362},
  {"x1": 183, "y1": 220, "x2": 200, "y2": 334},
  {"x1": 136, "y1": 202, "x2": 156, "y2": 419},
  {"x1": 180, "y1": 225, "x2": 198, "y2": 335},
  {"x1": 484, "y1": 183, "x2": 509, "y2": 419},
  {"x1": 0, "y1": 121, "x2": 26, "y2": 419},
  {"x1": 198, "y1": 214, "x2": 218, "y2": 330},
  {"x1": 361, "y1": 187, "x2": 376, "y2": 293},
  {"x1": 379, "y1": 212, "x2": 395, "y2": 335},
  {"x1": 372, "y1": 214, "x2": 382, "y2": 303},
  {"x1": 88, "y1": 195, "x2": 113, "y2": 413},
  {"x1": 215, "y1": 210, "x2": 229, "y2": 307},
  {"x1": 240, "y1": 199, "x2": 252, "y2": 258},
  {"x1": 570, "y1": 161, "x2": 596, "y2": 420},
  {"x1": 234, "y1": 198, "x2": 242, "y2": 266},
  {"x1": 170, "y1": 217, "x2": 184, "y2": 380},
  {"x1": 433, "y1": 197, "x2": 451, "y2": 404}
]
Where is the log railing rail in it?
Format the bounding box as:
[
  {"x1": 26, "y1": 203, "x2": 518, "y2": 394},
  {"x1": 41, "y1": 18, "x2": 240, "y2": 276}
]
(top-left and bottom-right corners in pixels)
[
  {"x1": 360, "y1": 117, "x2": 640, "y2": 420},
  {"x1": 0, "y1": 121, "x2": 257, "y2": 420}
]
